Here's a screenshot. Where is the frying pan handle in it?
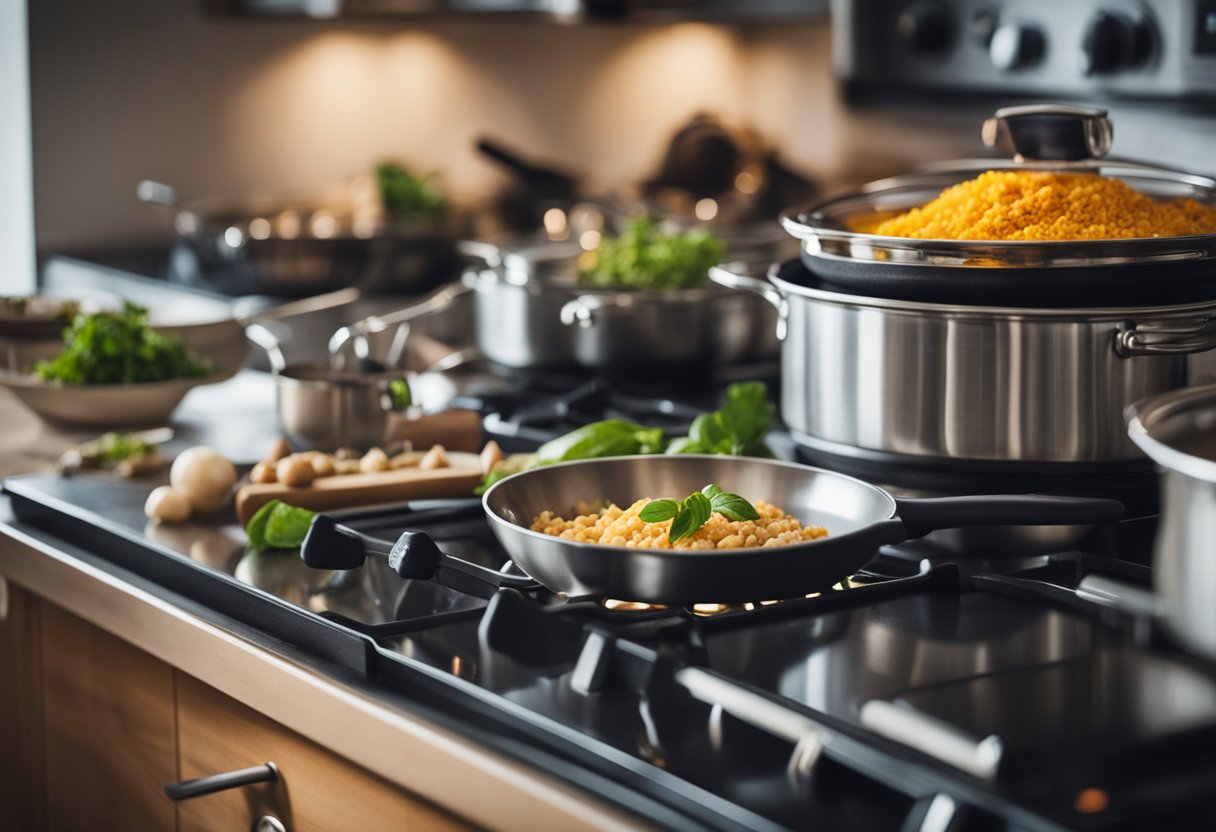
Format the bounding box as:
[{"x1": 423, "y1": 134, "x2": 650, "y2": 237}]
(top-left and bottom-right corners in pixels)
[{"x1": 893, "y1": 495, "x2": 1125, "y2": 540}]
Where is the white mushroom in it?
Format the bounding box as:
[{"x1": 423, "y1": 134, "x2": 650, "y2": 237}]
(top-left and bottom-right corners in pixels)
[
  {"x1": 144, "y1": 486, "x2": 193, "y2": 523},
  {"x1": 169, "y1": 446, "x2": 237, "y2": 513}
]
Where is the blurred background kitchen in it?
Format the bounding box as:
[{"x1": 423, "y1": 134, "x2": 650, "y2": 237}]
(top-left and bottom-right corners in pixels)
[{"x1": 5, "y1": 0, "x2": 1216, "y2": 293}]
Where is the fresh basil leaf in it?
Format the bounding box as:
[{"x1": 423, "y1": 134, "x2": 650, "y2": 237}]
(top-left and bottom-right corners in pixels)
[
  {"x1": 701, "y1": 484, "x2": 723, "y2": 500},
  {"x1": 639, "y1": 498, "x2": 680, "y2": 522},
  {"x1": 664, "y1": 436, "x2": 703, "y2": 454},
  {"x1": 688, "y1": 412, "x2": 728, "y2": 451},
  {"x1": 244, "y1": 500, "x2": 277, "y2": 551},
  {"x1": 711, "y1": 492, "x2": 760, "y2": 522},
  {"x1": 634, "y1": 426, "x2": 667, "y2": 455},
  {"x1": 718, "y1": 381, "x2": 775, "y2": 453},
  {"x1": 535, "y1": 418, "x2": 658, "y2": 465},
  {"x1": 668, "y1": 508, "x2": 696, "y2": 543},
  {"x1": 683, "y1": 492, "x2": 713, "y2": 532},
  {"x1": 258, "y1": 501, "x2": 318, "y2": 550}
]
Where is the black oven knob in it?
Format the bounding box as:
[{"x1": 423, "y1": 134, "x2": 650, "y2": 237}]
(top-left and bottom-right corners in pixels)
[
  {"x1": 989, "y1": 23, "x2": 1045, "y2": 70},
  {"x1": 1081, "y1": 10, "x2": 1153, "y2": 75},
  {"x1": 897, "y1": 2, "x2": 954, "y2": 55}
]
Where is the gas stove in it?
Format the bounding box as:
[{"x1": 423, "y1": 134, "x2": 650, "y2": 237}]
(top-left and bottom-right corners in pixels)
[
  {"x1": 6, "y1": 462, "x2": 1216, "y2": 831},
  {"x1": 4, "y1": 256, "x2": 1212, "y2": 828}
]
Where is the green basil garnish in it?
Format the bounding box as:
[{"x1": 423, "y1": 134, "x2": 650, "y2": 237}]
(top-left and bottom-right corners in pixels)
[{"x1": 640, "y1": 484, "x2": 759, "y2": 543}]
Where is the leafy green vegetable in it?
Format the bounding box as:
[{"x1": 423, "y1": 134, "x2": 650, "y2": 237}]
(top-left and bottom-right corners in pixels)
[
  {"x1": 474, "y1": 382, "x2": 777, "y2": 494},
  {"x1": 638, "y1": 498, "x2": 680, "y2": 522},
  {"x1": 578, "y1": 216, "x2": 725, "y2": 290},
  {"x1": 34, "y1": 302, "x2": 214, "y2": 385},
  {"x1": 641, "y1": 484, "x2": 759, "y2": 543},
  {"x1": 245, "y1": 499, "x2": 317, "y2": 552},
  {"x1": 666, "y1": 381, "x2": 775, "y2": 457},
  {"x1": 534, "y1": 419, "x2": 666, "y2": 465},
  {"x1": 376, "y1": 162, "x2": 446, "y2": 220}
]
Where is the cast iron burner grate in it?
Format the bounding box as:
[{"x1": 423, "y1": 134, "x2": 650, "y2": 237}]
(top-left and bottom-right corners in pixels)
[{"x1": 454, "y1": 377, "x2": 705, "y2": 452}]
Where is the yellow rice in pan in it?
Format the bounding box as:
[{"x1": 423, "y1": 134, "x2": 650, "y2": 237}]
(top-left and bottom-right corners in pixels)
[{"x1": 531, "y1": 498, "x2": 828, "y2": 551}]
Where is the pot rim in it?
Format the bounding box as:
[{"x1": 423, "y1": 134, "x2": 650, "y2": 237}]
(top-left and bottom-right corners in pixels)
[
  {"x1": 1127, "y1": 384, "x2": 1216, "y2": 484},
  {"x1": 767, "y1": 265, "x2": 1216, "y2": 319},
  {"x1": 275, "y1": 361, "x2": 407, "y2": 390}
]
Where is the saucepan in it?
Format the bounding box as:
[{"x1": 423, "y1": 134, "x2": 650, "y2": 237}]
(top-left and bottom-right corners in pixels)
[
  {"x1": 1126, "y1": 384, "x2": 1216, "y2": 661},
  {"x1": 480, "y1": 455, "x2": 1125, "y2": 603}
]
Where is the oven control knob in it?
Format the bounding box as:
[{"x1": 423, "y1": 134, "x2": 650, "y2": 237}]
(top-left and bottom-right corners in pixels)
[
  {"x1": 897, "y1": 2, "x2": 954, "y2": 55},
  {"x1": 989, "y1": 23, "x2": 1045, "y2": 71},
  {"x1": 1081, "y1": 10, "x2": 1152, "y2": 75}
]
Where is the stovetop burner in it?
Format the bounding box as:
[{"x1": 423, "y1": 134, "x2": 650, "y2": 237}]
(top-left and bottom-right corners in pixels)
[{"x1": 455, "y1": 377, "x2": 705, "y2": 452}]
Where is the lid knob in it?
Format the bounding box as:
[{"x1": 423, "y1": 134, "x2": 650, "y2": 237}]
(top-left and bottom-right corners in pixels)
[{"x1": 981, "y1": 104, "x2": 1112, "y2": 162}]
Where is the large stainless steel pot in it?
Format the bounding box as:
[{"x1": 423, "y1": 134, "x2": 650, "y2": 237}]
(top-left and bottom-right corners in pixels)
[
  {"x1": 713, "y1": 260, "x2": 1216, "y2": 468},
  {"x1": 1127, "y1": 385, "x2": 1216, "y2": 661},
  {"x1": 331, "y1": 236, "x2": 784, "y2": 373}
]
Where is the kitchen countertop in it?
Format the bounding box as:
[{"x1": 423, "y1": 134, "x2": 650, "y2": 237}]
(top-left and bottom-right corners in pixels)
[{"x1": 0, "y1": 375, "x2": 652, "y2": 832}]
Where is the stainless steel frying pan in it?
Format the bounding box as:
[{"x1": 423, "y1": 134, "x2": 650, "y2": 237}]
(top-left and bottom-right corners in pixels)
[{"x1": 482, "y1": 455, "x2": 1124, "y2": 603}]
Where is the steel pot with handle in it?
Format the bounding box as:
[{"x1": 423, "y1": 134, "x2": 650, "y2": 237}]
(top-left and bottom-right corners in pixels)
[
  {"x1": 1127, "y1": 384, "x2": 1216, "y2": 661},
  {"x1": 712, "y1": 259, "x2": 1216, "y2": 469},
  {"x1": 331, "y1": 235, "x2": 784, "y2": 374}
]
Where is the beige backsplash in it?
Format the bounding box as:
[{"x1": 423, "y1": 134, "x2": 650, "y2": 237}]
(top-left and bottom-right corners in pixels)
[{"x1": 30, "y1": 0, "x2": 1214, "y2": 251}]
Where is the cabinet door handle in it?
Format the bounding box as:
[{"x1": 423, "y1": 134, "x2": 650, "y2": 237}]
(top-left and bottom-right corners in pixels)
[{"x1": 164, "y1": 762, "x2": 279, "y2": 801}]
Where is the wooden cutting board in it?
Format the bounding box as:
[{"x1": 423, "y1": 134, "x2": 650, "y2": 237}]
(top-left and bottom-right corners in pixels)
[{"x1": 235, "y1": 453, "x2": 482, "y2": 524}]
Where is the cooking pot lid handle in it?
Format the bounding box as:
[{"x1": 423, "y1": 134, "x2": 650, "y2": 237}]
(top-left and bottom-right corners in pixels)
[{"x1": 982, "y1": 104, "x2": 1112, "y2": 163}]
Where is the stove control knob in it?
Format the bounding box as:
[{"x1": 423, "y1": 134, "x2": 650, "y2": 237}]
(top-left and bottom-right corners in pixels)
[
  {"x1": 897, "y1": 2, "x2": 954, "y2": 55},
  {"x1": 989, "y1": 23, "x2": 1045, "y2": 71},
  {"x1": 1081, "y1": 10, "x2": 1153, "y2": 75}
]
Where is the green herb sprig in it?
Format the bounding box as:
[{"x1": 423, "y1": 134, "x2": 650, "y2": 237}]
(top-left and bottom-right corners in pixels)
[
  {"x1": 34, "y1": 302, "x2": 214, "y2": 385},
  {"x1": 639, "y1": 484, "x2": 760, "y2": 543}
]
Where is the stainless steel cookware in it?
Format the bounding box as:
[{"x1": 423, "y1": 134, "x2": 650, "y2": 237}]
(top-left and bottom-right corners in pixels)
[
  {"x1": 331, "y1": 235, "x2": 784, "y2": 373},
  {"x1": 713, "y1": 260, "x2": 1216, "y2": 468},
  {"x1": 1127, "y1": 384, "x2": 1216, "y2": 661},
  {"x1": 138, "y1": 179, "x2": 461, "y2": 297},
  {"x1": 780, "y1": 105, "x2": 1216, "y2": 308},
  {"x1": 481, "y1": 455, "x2": 1123, "y2": 603}
]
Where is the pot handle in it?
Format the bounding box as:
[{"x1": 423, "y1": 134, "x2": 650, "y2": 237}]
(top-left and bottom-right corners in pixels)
[
  {"x1": 708, "y1": 262, "x2": 787, "y2": 340},
  {"x1": 894, "y1": 494, "x2": 1125, "y2": 540},
  {"x1": 560, "y1": 295, "x2": 607, "y2": 328},
  {"x1": 328, "y1": 280, "x2": 472, "y2": 361},
  {"x1": 1115, "y1": 317, "x2": 1216, "y2": 357}
]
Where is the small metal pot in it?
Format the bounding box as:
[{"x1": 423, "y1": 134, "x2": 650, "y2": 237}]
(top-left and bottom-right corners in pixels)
[
  {"x1": 273, "y1": 362, "x2": 412, "y2": 451},
  {"x1": 330, "y1": 237, "x2": 784, "y2": 373},
  {"x1": 713, "y1": 260, "x2": 1216, "y2": 468},
  {"x1": 1127, "y1": 385, "x2": 1216, "y2": 661},
  {"x1": 463, "y1": 238, "x2": 782, "y2": 371}
]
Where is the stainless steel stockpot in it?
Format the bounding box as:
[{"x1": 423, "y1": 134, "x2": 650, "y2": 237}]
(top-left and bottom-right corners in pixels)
[
  {"x1": 712, "y1": 261, "x2": 1216, "y2": 467},
  {"x1": 1127, "y1": 385, "x2": 1216, "y2": 661}
]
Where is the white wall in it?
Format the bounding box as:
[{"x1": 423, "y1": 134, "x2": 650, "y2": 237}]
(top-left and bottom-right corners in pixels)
[{"x1": 0, "y1": 0, "x2": 34, "y2": 290}]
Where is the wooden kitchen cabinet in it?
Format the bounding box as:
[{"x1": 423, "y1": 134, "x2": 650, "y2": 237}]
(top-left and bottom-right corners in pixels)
[
  {"x1": 0, "y1": 579, "x2": 47, "y2": 832},
  {"x1": 175, "y1": 672, "x2": 472, "y2": 832},
  {"x1": 40, "y1": 600, "x2": 180, "y2": 832}
]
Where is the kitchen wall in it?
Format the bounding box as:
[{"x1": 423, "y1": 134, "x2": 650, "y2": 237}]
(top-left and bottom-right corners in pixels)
[
  {"x1": 31, "y1": 1, "x2": 871, "y2": 249},
  {"x1": 31, "y1": 1, "x2": 1216, "y2": 252}
]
